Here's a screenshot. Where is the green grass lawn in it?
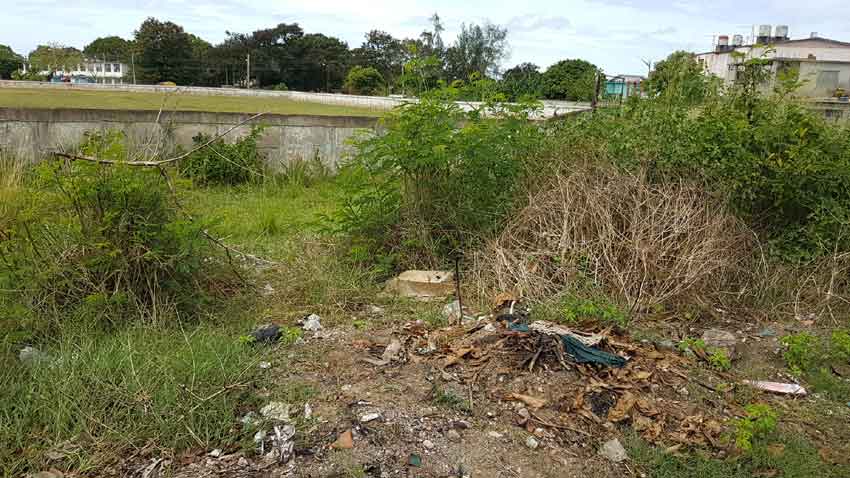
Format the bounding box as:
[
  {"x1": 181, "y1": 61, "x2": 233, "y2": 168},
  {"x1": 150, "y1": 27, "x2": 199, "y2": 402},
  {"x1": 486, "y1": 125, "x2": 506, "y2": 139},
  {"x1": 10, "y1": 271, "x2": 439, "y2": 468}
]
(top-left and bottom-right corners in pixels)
[{"x1": 0, "y1": 87, "x2": 383, "y2": 117}]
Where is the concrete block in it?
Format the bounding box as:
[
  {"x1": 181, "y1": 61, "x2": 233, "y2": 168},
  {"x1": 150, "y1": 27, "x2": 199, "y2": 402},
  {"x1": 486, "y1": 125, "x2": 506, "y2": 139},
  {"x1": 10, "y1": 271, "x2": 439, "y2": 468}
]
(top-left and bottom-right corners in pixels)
[{"x1": 384, "y1": 270, "x2": 455, "y2": 299}]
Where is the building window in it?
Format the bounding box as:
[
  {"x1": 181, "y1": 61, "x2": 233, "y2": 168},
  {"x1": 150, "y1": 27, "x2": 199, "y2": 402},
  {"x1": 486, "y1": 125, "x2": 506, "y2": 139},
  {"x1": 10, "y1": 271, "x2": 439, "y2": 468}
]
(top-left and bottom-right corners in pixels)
[
  {"x1": 113, "y1": 64, "x2": 121, "y2": 73},
  {"x1": 95, "y1": 64, "x2": 102, "y2": 72},
  {"x1": 105, "y1": 63, "x2": 112, "y2": 73}
]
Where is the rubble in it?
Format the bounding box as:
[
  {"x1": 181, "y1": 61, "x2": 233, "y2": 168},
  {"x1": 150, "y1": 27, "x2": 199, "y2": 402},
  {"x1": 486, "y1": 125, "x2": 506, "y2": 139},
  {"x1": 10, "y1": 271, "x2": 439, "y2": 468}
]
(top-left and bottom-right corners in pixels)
[
  {"x1": 260, "y1": 402, "x2": 291, "y2": 422},
  {"x1": 302, "y1": 314, "x2": 323, "y2": 332},
  {"x1": 249, "y1": 324, "x2": 281, "y2": 344}
]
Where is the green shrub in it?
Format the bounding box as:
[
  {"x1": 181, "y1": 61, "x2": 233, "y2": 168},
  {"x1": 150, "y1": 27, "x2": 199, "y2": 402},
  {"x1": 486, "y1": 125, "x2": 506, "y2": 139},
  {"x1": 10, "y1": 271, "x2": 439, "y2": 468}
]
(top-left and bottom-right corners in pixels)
[
  {"x1": 339, "y1": 89, "x2": 542, "y2": 269},
  {"x1": 831, "y1": 330, "x2": 850, "y2": 362},
  {"x1": 0, "y1": 131, "x2": 225, "y2": 332},
  {"x1": 180, "y1": 126, "x2": 266, "y2": 185},
  {"x1": 781, "y1": 332, "x2": 818, "y2": 376},
  {"x1": 556, "y1": 295, "x2": 628, "y2": 327},
  {"x1": 733, "y1": 403, "x2": 778, "y2": 452}
]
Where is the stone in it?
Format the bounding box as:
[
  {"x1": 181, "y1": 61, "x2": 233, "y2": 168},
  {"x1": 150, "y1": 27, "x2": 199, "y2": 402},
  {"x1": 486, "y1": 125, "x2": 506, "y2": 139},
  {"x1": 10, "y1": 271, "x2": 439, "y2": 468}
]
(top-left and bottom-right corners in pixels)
[
  {"x1": 452, "y1": 420, "x2": 472, "y2": 430},
  {"x1": 304, "y1": 403, "x2": 313, "y2": 420},
  {"x1": 446, "y1": 429, "x2": 461, "y2": 442},
  {"x1": 488, "y1": 431, "x2": 504, "y2": 439},
  {"x1": 302, "y1": 314, "x2": 323, "y2": 332},
  {"x1": 384, "y1": 270, "x2": 455, "y2": 299},
  {"x1": 261, "y1": 283, "x2": 275, "y2": 296},
  {"x1": 525, "y1": 436, "x2": 539, "y2": 449},
  {"x1": 259, "y1": 361, "x2": 272, "y2": 369},
  {"x1": 701, "y1": 329, "x2": 738, "y2": 359},
  {"x1": 756, "y1": 327, "x2": 777, "y2": 338},
  {"x1": 208, "y1": 449, "x2": 222, "y2": 458},
  {"x1": 423, "y1": 439, "x2": 435, "y2": 449},
  {"x1": 260, "y1": 402, "x2": 291, "y2": 422},
  {"x1": 367, "y1": 305, "x2": 386, "y2": 316},
  {"x1": 599, "y1": 438, "x2": 628, "y2": 463},
  {"x1": 250, "y1": 324, "x2": 281, "y2": 343},
  {"x1": 654, "y1": 340, "x2": 676, "y2": 352}
]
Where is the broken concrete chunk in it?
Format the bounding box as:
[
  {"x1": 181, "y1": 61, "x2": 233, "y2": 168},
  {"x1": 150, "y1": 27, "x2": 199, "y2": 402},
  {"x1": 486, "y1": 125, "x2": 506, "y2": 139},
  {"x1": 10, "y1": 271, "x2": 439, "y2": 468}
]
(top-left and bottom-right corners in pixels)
[
  {"x1": 599, "y1": 438, "x2": 628, "y2": 463},
  {"x1": 384, "y1": 270, "x2": 455, "y2": 299},
  {"x1": 701, "y1": 329, "x2": 738, "y2": 359},
  {"x1": 250, "y1": 324, "x2": 281, "y2": 343}
]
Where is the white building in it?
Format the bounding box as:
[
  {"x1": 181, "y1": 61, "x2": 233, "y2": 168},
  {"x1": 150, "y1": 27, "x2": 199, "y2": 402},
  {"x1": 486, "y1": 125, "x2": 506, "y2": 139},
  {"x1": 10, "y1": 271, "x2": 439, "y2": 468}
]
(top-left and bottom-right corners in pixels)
[
  {"x1": 695, "y1": 26, "x2": 850, "y2": 98},
  {"x1": 24, "y1": 59, "x2": 128, "y2": 84}
]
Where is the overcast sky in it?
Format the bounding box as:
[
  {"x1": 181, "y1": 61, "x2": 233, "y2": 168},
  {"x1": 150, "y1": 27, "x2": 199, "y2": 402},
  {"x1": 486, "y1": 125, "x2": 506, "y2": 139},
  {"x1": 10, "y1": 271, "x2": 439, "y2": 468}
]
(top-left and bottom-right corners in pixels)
[{"x1": 3, "y1": 0, "x2": 848, "y2": 74}]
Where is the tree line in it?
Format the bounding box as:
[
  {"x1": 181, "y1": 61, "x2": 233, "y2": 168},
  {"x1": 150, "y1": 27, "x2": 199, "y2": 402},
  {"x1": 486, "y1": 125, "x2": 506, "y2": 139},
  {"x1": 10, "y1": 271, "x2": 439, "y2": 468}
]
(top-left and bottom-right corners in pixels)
[{"x1": 0, "y1": 14, "x2": 604, "y2": 101}]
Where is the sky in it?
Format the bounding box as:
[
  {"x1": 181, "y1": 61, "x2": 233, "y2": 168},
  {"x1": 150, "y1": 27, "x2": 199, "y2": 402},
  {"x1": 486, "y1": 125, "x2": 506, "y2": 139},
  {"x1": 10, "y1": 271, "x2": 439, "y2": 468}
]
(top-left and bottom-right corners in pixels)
[{"x1": 3, "y1": 0, "x2": 849, "y2": 74}]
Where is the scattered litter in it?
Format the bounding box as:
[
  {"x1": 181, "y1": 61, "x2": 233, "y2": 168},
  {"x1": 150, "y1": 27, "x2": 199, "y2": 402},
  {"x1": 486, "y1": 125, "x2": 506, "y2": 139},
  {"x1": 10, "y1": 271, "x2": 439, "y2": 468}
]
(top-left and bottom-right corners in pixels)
[
  {"x1": 250, "y1": 324, "x2": 281, "y2": 344},
  {"x1": 241, "y1": 412, "x2": 258, "y2": 426},
  {"x1": 506, "y1": 393, "x2": 547, "y2": 409},
  {"x1": 258, "y1": 361, "x2": 272, "y2": 369},
  {"x1": 360, "y1": 413, "x2": 381, "y2": 423},
  {"x1": 527, "y1": 321, "x2": 604, "y2": 347},
  {"x1": 208, "y1": 449, "x2": 222, "y2": 458},
  {"x1": 260, "y1": 402, "x2": 291, "y2": 422},
  {"x1": 599, "y1": 438, "x2": 628, "y2": 463},
  {"x1": 140, "y1": 458, "x2": 165, "y2": 478},
  {"x1": 304, "y1": 403, "x2": 313, "y2": 420},
  {"x1": 367, "y1": 305, "x2": 386, "y2": 316},
  {"x1": 302, "y1": 314, "x2": 323, "y2": 332},
  {"x1": 261, "y1": 283, "x2": 275, "y2": 296},
  {"x1": 497, "y1": 315, "x2": 625, "y2": 367},
  {"x1": 423, "y1": 439, "x2": 435, "y2": 449},
  {"x1": 331, "y1": 430, "x2": 354, "y2": 449},
  {"x1": 756, "y1": 327, "x2": 777, "y2": 338},
  {"x1": 362, "y1": 339, "x2": 403, "y2": 366},
  {"x1": 525, "y1": 436, "x2": 540, "y2": 449},
  {"x1": 19, "y1": 346, "x2": 49, "y2": 365},
  {"x1": 384, "y1": 270, "x2": 455, "y2": 299},
  {"x1": 270, "y1": 424, "x2": 296, "y2": 464},
  {"x1": 408, "y1": 453, "x2": 422, "y2": 467},
  {"x1": 743, "y1": 380, "x2": 807, "y2": 396}
]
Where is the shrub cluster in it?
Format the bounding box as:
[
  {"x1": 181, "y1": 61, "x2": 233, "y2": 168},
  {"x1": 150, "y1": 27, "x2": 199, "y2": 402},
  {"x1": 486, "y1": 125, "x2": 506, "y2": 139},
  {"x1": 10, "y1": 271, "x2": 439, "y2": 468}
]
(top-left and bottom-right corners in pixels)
[{"x1": 180, "y1": 125, "x2": 266, "y2": 185}]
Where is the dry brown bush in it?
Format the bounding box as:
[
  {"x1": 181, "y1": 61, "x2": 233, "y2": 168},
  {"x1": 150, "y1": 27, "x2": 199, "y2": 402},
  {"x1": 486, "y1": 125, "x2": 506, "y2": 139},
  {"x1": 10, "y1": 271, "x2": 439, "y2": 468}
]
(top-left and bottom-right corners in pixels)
[{"x1": 471, "y1": 164, "x2": 752, "y2": 310}]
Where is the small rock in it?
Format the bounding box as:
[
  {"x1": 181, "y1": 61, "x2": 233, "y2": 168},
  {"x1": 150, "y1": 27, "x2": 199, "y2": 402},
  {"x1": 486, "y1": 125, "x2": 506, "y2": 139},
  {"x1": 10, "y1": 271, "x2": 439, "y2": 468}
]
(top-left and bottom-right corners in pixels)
[
  {"x1": 367, "y1": 305, "x2": 386, "y2": 316},
  {"x1": 259, "y1": 361, "x2": 272, "y2": 369},
  {"x1": 381, "y1": 339, "x2": 402, "y2": 363},
  {"x1": 518, "y1": 408, "x2": 531, "y2": 420},
  {"x1": 302, "y1": 314, "x2": 323, "y2": 332},
  {"x1": 452, "y1": 420, "x2": 472, "y2": 430},
  {"x1": 488, "y1": 431, "x2": 504, "y2": 439},
  {"x1": 237, "y1": 457, "x2": 249, "y2": 467},
  {"x1": 599, "y1": 438, "x2": 628, "y2": 463},
  {"x1": 260, "y1": 402, "x2": 291, "y2": 422},
  {"x1": 678, "y1": 387, "x2": 690, "y2": 397},
  {"x1": 423, "y1": 439, "x2": 435, "y2": 449},
  {"x1": 654, "y1": 340, "x2": 676, "y2": 352},
  {"x1": 304, "y1": 403, "x2": 313, "y2": 420},
  {"x1": 261, "y1": 283, "x2": 275, "y2": 296},
  {"x1": 384, "y1": 270, "x2": 455, "y2": 299},
  {"x1": 525, "y1": 436, "x2": 539, "y2": 450},
  {"x1": 701, "y1": 329, "x2": 738, "y2": 359},
  {"x1": 250, "y1": 324, "x2": 281, "y2": 343},
  {"x1": 756, "y1": 327, "x2": 777, "y2": 338},
  {"x1": 446, "y1": 429, "x2": 461, "y2": 442},
  {"x1": 208, "y1": 449, "x2": 222, "y2": 458},
  {"x1": 360, "y1": 413, "x2": 381, "y2": 423}
]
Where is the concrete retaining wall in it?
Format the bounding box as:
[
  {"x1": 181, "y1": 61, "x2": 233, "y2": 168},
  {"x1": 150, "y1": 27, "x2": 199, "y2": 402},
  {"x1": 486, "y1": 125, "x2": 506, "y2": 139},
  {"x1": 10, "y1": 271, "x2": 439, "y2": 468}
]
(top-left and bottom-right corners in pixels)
[{"x1": 0, "y1": 107, "x2": 378, "y2": 169}]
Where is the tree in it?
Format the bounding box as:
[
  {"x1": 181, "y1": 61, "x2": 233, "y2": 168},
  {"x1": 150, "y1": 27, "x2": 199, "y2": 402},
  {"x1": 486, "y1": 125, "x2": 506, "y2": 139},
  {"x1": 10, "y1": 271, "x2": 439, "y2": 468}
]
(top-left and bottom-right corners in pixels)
[
  {"x1": 213, "y1": 23, "x2": 305, "y2": 87},
  {"x1": 0, "y1": 44, "x2": 23, "y2": 79},
  {"x1": 134, "y1": 17, "x2": 194, "y2": 84},
  {"x1": 444, "y1": 22, "x2": 508, "y2": 81},
  {"x1": 645, "y1": 51, "x2": 709, "y2": 103},
  {"x1": 345, "y1": 66, "x2": 385, "y2": 95},
  {"x1": 285, "y1": 34, "x2": 350, "y2": 92},
  {"x1": 28, "y1": 43, "x2": 83, "y2": 74},
  {"x1": 499, "y1": 62, "x2": 543, "y2": 101},
  {"x1": 543, "y1": 59, "x2": 599, "y2": 101},
  {"x1": 351, "y1": 30, "x2": 405, "y2": 87},
  {"x1": 83, "y1": 36, "x2": 133, "y2": 62}
]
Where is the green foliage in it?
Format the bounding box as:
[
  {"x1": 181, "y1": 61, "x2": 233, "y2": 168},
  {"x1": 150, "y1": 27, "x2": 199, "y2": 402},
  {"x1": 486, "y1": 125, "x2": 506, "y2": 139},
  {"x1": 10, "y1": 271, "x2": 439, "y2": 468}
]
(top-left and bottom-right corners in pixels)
[
  {"x1": 338, "y1": 89, "x2": 542, "y2": 269},
  {"x1": 344, "y1": 66, "x2": 385, "y2": 96},
  {"x1": 645, "y1": 51, "x2": 713, "y2": 103},
  {"x1": 180, "y1": 126, "x2": 266, "y2": 185},
  {"x1": 831, "y1": 330, "x2": 850, "y2": 361},
  {"x1": 0, "y1": 130, "x2": 219, "y2": 332},
  {"x1": 83, "y1": 36, "x2": 134, "y2": 63},
  {"x1": 556, "y1": 295, "x2": 628, "y2": 327},
  {"x1": 0, "y1": 44, "x2": 23, "y2": 79},
  {"x1": 499, "y1": 62, "x2": 544, "y2": 101},
  {"x1": 781, "y1": 332, "x2": 818, "y2": 376},
  {"x1": 134, "y1": 17, "x2": 194, "y2": 84},
  {"x1": 733, "y1": 404, "x2": 778, "y2": 452},
  {"x1": 443, "y1": 21, "x2": 508, "y2": 80},
  {"x1": 10, "y1": 69, "x2": 46, "y2": 81},
  {"x1": 708, "y1": 348, "x2": 732, "y2": 371},
  {"x1": 543, "y1": 59, "x2": 599, "y2": 101},
  {"x1": 27, "y1": 42, "x2": 83, "y2": 74}
]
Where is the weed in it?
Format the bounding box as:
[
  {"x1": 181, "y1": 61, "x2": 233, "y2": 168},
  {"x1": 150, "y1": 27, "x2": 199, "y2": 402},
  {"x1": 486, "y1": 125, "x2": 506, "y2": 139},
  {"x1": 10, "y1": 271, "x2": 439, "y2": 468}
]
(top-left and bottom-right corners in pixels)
[
  {"x1": 781, "y1": 333, "x2": 818, "y2": 376},
  {"x1": 431, "y1": 386, "x2": 471, "y2": 412},
  {"x1": 708, "y1": 348, "x2": 732, "y2": 371},
  {"x1": 733, "y1": 403, "x2": 778, "y2": 452},
  {"x1": 180, "y1": 126, "x2": 266, "y2": 185},
  {"x1": 678, "y1": 338, "x2": 706, "y2": 353},
  {"x1": 831, "y1": 330, "x2": 850, "y2": 361}
]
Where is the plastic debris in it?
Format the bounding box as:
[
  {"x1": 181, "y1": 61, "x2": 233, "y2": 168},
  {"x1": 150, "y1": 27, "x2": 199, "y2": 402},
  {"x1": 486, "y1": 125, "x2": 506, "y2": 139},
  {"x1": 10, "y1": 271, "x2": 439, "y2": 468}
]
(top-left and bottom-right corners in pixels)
[
  {"x1": 408, "y1": 453, "x2": 422, "y2": 467},
  {"x1": 360, "y1": 413, "x2": 381, "y2": 423},
  {"x1": 743, "y1": 380, "x2": 807, "y2": 396},
  {"x1": 599, "y1": 438, "x2": 628, "y2": 463},
  {"x1": 271, "y1": 424, "x2": 296, "y2": 464},
  {"x1": 250, "y1": 324, "x2": 281, "y2": 343},
  {"x1": 260, "y1": 402, "x2": 291, "y2": 421},
  {"x1": 302, "y1": 314, "x2": 323, "y2": 332},
  {"x1": 497, "y1": 315, "x2": 625, "y2": 367}
]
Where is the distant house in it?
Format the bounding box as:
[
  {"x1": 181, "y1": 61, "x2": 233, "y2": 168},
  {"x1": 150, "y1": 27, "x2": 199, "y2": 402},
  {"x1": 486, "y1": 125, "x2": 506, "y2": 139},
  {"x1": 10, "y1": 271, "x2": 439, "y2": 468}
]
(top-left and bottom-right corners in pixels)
[
  {"x1": 605, "y1": 74, "x2": 644, "y2": 99},
  {"x1": 695, "y1": 26, "x2": 850, "y2": 98},
  {"x1": 24, "y1": 59, "x2": 128, "y2": 84}
]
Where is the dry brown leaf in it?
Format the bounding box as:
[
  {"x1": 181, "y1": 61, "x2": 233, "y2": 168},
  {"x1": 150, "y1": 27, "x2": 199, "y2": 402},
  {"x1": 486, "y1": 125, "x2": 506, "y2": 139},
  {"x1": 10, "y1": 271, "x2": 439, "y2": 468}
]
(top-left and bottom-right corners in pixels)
[
  {"x1": 632, "y1": 370, "x2": 653, "y2": 381},
  {"x1": 506, "y1": 393, "x2": 547, "y2": 409},
  {"x1": 635, "y1": 398, "x2": 660, "y2": 417},
  {"x1": 767, "y1": 443, "x2": 785, "y2": 458},
  {"x1": 607, "y1": 391, "x2": 636, "y2": 422},
  {"x1": 331, "y1": 430, "x2": 354, "y2": 449},
  {"x1": 492, "y1": 291, "x2": 519, "y2": 311},
  {"x1": 444, "y1": 347, "x2": 476, "y2": 367}
]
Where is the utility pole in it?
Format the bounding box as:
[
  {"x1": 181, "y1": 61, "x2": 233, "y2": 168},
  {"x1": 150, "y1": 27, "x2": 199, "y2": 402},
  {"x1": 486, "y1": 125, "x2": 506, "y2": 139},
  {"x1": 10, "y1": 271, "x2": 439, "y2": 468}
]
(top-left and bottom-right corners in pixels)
[
  {"x1": 131, "y1": 52, "x2": 136, "y2": 84},
  {"x1": 246, "y1": 54, "x2": 250, "y2": 89}
]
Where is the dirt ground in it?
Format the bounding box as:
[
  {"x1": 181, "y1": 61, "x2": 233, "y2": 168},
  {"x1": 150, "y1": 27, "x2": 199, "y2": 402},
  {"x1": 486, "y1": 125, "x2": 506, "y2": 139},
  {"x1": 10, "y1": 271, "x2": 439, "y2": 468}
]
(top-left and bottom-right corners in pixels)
[{"x1": 115, "y1": 297, "x2": 850, "y2": 478}]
